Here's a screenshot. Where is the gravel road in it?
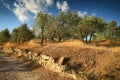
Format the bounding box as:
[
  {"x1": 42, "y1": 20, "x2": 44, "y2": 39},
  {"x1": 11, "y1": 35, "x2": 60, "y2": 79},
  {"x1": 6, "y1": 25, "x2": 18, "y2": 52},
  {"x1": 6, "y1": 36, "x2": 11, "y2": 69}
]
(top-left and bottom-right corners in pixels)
[{"x1": 0, "y1": 53, "x2": 40, "y2": 80}]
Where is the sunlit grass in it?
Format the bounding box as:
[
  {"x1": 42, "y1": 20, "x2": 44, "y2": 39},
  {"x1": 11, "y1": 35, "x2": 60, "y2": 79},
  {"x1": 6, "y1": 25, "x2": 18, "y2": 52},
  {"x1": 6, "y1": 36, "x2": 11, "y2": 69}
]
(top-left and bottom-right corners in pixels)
[{"x1": 1, "y1": 39, "x2": 120, "y2": 79}]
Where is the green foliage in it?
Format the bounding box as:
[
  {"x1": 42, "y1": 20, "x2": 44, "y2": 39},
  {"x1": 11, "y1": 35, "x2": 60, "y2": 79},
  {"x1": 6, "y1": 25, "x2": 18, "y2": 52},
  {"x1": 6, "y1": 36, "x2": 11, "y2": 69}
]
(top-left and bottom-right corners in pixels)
[
  {"x1": 0, "y1": 11, "x2": 119, "y2": 45},
  {"x1": 1, "y1": 11, "x2": 120, "y2": 44},
  {"x1": 115, "y1": 26, "x2": 120, "y2": 41},
  {"x1": 0, "y1": 29, "x2": 10, "y2": 43},
  {"x1": 45, "y1": 15, "x2": 57, "y2": 42},
  {"x1": 78, "y1": 16, "x2": 105, "y2": 43},
  {"x1": 56, "y1": 11, "x2": 80, "y2": 42},
  {"x1": 34, "y1": 12, "x2": 51, "y2": 45},
  {"x1": 106, "y1": 21, "x2": 118, "y2": 40},
  {"x1": 11, "y1": 24, "x2": 34, "y2": 43},
  {"x1": 32, "y1": 11, "x2": 120, "y2": 43}
]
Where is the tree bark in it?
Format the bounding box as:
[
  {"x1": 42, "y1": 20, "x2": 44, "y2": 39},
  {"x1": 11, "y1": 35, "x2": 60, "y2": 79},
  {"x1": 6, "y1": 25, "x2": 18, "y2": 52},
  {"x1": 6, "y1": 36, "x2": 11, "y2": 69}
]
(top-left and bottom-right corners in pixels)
[
  {"x1": 40, "y1": 28, "x2": 44, "y2": 46},
  {"x1": 89, "y1": 35, "x2": 93, "y2": 43},
  {"x1": 58, "y1": 37, "x2": 62, "y2": 42},
  {"x1": 80, "y1": 31, "x2": 84, "y2": 42},
  {"x1": 50, "y1": 30, "x2": 56, "y2": 42},
  {"x1": 85, "y1": 35, "x2": 88, "y2": 43}
]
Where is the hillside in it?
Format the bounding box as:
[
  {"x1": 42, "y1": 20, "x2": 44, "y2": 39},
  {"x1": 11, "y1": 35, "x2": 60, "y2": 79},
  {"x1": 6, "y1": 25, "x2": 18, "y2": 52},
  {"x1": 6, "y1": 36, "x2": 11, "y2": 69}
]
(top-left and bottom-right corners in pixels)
[
  {"x1": 37, "y1": 41, "x2": 120, "y2": 80},
  {"x1": 1, "y1": 40, "x2": 120, "y2": 80}
]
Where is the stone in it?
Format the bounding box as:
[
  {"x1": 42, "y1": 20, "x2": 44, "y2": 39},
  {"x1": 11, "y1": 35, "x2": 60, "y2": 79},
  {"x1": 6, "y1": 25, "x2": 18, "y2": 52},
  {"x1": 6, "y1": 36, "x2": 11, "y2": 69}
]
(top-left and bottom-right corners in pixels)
[
  {"x1": 58, "y1": 57, "x2": 64, "y2": 65},
  {"x1": 41, "y1": 55, "x2": 49, "y2": 60},
  {"x1": 1, "y1": 47, "x2": 85, "y2": 80}
]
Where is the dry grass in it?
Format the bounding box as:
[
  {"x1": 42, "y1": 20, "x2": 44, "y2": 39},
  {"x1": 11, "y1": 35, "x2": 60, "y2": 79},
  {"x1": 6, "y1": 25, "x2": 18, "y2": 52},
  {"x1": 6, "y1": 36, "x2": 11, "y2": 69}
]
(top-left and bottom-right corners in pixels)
[
  {"x1": 16, "y1": 40, "x2": 40, "y2": 49},
  {"x1": 1, "y1": 40, "x2": 120, "y2": 80},
  {"x1": 37, "y1": 40, "x2": 120, "y2": 80},
  {"x1": 93, "y1": 40, "x2": 120, "y2": 47},
  {"x1": 10, "y1": 52, "x2": 71, "y2": 80},
  {"x1": 1, "y1": 39, "x2": 40, "y2": 49}
]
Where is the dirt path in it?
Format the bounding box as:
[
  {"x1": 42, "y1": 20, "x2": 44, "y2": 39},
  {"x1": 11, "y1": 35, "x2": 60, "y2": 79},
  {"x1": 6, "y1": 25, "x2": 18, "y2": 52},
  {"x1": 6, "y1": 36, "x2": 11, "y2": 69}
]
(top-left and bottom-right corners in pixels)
[{"x1": 0, "y1": 53, "x2": 40, "y2": 80}]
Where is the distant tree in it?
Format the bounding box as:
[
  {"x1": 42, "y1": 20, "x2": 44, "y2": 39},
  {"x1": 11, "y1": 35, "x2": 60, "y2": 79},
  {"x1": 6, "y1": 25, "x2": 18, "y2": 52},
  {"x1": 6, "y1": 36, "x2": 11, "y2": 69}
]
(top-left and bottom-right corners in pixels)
[
  {"x1": 65, "y1": 11, "x2": 80, "y2": 39},
  {"x1": 34, "y1": 12, "x2": 50, "y2": 45},
  {"x1": 78, "y1": 16, "x2": 89, "y2": 42},
  {"x1": 106, "y1": 21, "x2": 117, "y2": 41},
  {"x1": 78, "y1": 16, "x2": 105, "y2": 43},
  {"x1": 18, "y1": 24, "x2": 34, "y2": 43},
  {"x1": 11, "y1": 28, "x2": 19, "y2": 43},
  {"x1": 11, "y1": 24, "x2": 34, "y2": 43},
  {"x1": 89, "y1": 17, "x2": 105, "y2": 43},
  {"x1": 112, "y1": 25, "x2": 120, "y2": 41},
  {"x1": 116, "y1": 26, "x2": 120, "y2": 41},
  {"x1": 43, "y1": 14, "x2": 57, "y2": 42},
  {"x1": 0, "y1": 28, "x2": 10, "y2": 43},
  {"x1": 32, "y1": 11, "x2": 119, "y2": 43},
  {"x1": 56, "y1": 11, "x2": 67, "y2": 42},
  {"x1": 56, "y1": 11, "x2": 80, "y2": 42}
]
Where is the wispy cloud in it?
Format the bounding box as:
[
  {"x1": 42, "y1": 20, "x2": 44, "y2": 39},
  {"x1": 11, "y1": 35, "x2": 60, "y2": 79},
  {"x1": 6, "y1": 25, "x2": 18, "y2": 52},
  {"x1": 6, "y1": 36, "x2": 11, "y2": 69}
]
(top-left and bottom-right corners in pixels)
[
  {"x1": 0, "y1": 0, "x2": 11, "y2": 10},
  {"x1": 56, "y1": 1, "x2": 69, "y2": 12},
  {"x1": 56, "y1": 1, "x2": 61, "y2": 10},
  {"x1": 13, "y1": 2, "x2": 29, "y2": 22},
  {"x1": 78, "y1": 11, "x2": 87, "y2": 18},
  {"x1": 91, "y1": 12, "x2": 96, "y2": 16},
  {"x1": 2, "y1": 2, "x2": 12, "y2": 10},
  {"x1": 45, "y1": 0, "x2": 54, "y2": 6},
  {"x1": 78, "y1": 11, "x2": 96, "y2": 17},
  {"x1": 14, "y1": 0, "x2": 54, "y2": 22},
  {"x1": 2, "y1": 0, "x2": 54, "y2": 22}
]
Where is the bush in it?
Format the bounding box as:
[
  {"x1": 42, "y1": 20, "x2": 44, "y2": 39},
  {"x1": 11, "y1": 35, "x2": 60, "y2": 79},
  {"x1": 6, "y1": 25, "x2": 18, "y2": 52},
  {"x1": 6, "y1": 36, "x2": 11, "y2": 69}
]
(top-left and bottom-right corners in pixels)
[
  {"x1": 11, "y1": 24, "x2": 34, "y2": 43},
  {"x1": 0, "y1": 29, "x2": 10, "y2": 43}
]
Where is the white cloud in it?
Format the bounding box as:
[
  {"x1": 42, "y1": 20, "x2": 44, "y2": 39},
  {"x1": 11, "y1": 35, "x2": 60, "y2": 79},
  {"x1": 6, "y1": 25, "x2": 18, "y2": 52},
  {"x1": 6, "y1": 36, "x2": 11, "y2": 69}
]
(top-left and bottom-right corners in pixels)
[
  {"x1": 2, "y1": 2, "x2": 11, "y2": 10},
  {"x1": 14, "y1": 0, "x2": 54, "y2": 22},
  {"x1": 56, "y1": 1, "x2": 61, "y2": 10},
  {"x1": 45, "y1": 0, "x2": 54, "y2": 6},
  {"x1": 91, "y1": 12, "x2": 96, "y2": 16},
  {"x1": 1, "y1": 0, "x2": 12, "y2": 11},
  {"x1": 2, "y1": 0, "x2": 54, "y2": 22},
  {"x1": 78, "y1": 11, "x2": 97, "y2": 18},
  {"x1": 61, "y1": 1, "x2": 69, "y2": 11},
  {"x1": 21, "y1": 0, "x2": 46, "y2": 15},
  {"x1": 13, "y1": 2, "x2": 30, "y2": 22},
  {"x1": 78, "y1": 11, "x2": 87, "y2": 18},
  {"x1": 56, "y1": 1, "x2": 69, "y2": 11}
]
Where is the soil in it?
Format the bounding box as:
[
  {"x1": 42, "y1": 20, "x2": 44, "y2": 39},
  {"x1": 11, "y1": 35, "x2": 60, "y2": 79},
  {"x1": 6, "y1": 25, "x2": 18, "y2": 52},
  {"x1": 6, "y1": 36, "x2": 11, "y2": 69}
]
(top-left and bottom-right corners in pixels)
[
  {"x1": 0, "y1": 53, "x2": 40, "y2": 80},
  {"x1": 0, "y1": 53, "x2": 71, "y2": 80}
]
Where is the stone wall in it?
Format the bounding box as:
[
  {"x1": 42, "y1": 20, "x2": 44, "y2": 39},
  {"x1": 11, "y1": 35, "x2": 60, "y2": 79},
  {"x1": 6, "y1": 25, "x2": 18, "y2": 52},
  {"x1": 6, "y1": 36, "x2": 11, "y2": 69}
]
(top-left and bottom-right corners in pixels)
[{"x1": 0, "y1": 47, "x2": 86, "y2": 80}]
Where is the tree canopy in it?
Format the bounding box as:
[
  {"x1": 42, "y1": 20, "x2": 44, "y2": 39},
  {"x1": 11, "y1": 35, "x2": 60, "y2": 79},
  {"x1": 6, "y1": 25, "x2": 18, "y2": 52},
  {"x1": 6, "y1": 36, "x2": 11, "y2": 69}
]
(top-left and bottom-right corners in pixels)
[
  {"x1": 0, "y1": 29, "x2": 10, "y2": 43},
  {"x1": 0, "y1": 11, "x2": 120, "y2": 45},
  {"x1": 11, "y1": 24, "x2": 34, "y2": 43}
]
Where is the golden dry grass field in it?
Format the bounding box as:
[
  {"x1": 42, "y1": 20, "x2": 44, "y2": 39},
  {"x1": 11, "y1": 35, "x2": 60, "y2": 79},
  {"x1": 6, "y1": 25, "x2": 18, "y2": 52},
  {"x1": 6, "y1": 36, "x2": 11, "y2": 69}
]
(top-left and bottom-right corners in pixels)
[{"x1": 1, "y1": 40, "x2": 120, "y2": 80}]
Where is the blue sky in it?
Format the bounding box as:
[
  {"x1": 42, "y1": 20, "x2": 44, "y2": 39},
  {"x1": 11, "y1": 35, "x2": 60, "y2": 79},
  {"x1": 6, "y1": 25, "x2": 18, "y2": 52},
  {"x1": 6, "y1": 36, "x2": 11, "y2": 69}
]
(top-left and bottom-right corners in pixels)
[{"x1": 0, "y1": 0, "x2": 120, "y2": 32}]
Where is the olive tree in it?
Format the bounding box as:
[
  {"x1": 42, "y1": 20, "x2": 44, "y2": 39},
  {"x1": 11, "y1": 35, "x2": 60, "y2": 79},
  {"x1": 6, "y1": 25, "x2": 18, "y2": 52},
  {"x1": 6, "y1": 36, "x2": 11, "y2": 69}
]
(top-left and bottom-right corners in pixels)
[
  {"x1": 78, "y1": 16, "x2": 105, "y2": 43},
  {"x1": 34, "y1": 12, "x2": 54, "y2": 45},
  {"x1": 11, "y1": 24, "x2": 34, "y2": 43},
  {"x1": 0, "y1": 29, "x2": 10, "y2": 43}
]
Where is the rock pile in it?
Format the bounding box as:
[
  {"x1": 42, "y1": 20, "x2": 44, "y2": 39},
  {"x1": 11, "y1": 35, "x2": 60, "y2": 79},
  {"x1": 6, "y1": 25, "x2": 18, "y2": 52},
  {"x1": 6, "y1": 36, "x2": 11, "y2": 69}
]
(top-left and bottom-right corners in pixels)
[{"x1": 0, "y1": 47, "x2": 86, "y2": 80}]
